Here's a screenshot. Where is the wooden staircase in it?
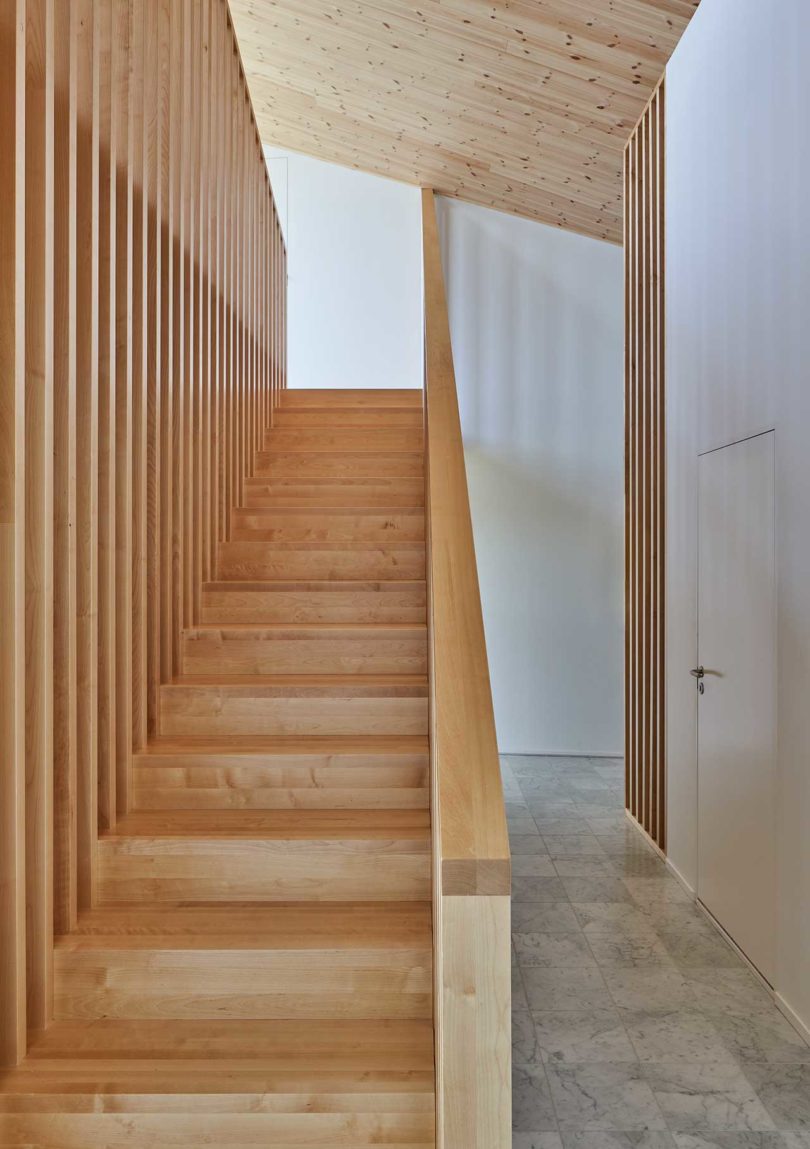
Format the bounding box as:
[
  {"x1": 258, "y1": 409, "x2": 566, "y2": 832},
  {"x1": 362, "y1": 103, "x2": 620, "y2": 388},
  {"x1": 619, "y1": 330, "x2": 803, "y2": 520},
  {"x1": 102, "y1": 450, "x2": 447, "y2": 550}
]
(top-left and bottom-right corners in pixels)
[{"x1": 0, "y1": 390, "x2": 436, "y2": 1147}]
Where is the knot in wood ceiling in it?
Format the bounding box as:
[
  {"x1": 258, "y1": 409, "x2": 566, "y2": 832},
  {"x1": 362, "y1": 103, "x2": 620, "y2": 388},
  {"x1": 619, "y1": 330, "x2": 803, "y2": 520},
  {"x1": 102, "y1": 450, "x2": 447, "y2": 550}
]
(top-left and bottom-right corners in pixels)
[{"x1": 228, "y1": 0, "x2": 699, "y2": 243}]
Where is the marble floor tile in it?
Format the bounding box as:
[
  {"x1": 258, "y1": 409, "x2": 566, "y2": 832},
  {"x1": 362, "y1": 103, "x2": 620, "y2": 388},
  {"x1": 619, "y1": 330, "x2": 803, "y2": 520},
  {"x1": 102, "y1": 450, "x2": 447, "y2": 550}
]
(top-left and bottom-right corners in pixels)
[
  {"x1": 685, "y1": 970, "x2": 777, "y2": 1016},
  {"x1": 603, "y1": 969, "x2": 696, "y2": 1012},
  {"x1": 534, "y1": 818, "x2": 596, "y2": 835},
  {"x1": 544, "y1": 835, "x2": 609, "y2": 858},
  {"x1": 513, "y1": 855, "x2": 560, "y2": 878},
  {"x1": 514, "y1": 1063, "x2": 560, "y2": 1133},
  {"x1": 612, "y1": 854, "x2": 671, "y2": 879},
  {"x1": 657, "y1": 926, "x2": 746, "y2": 971},
  {"x1": 554, "y1": 858, "x2": 621, "y2": 878},
  {"x1": 562, "y1": 877, "x2": 635, "y2": 904},
  {"x1": 622, "y1": 1009, "x2": 736, "y2": 1064},
  {"x1": 514, "y1": 1009, "x2": 543, "y2": 1065},
  {"x1": 671, "y1": 1133, "x2": 790, "y2": 1149},
  {"x1": 585, "y1": 816, "x2": 632, "y2": 835},
  {"x1": 531, "y1": 1009, "x2": 638, "y2": 1064},
  {"x1": 515, "y1": 931, "x2": 598, "y2": 968},
  {"x1": 512, "y1": 901, "x2": 583, "y2": 935},
  {"x1": 563, "y1": 1133, "x2": 676, "y2": 1149},
  {"x1": 522, "y1": 966, "x2": 614, "y2": 1011},
  {"x1": 644, "y1": 1062, "x2": 776, "y2": 1132},
  {"x1": 624, "y1": 877, "x2": 693, "y2": 907},
  {"x1": 545, "y1": 1062, "x2": 668, "y2": 1131},
  {"x1": 505, "y1": 755, "x2": 809, "y2": 1145},
  {"x1": 738, "y1": 1062, "x2": 810, "y2": 1130},
  {"x1": 514, "y1": 1134, "x2": 565, "y2": 1149},
  {"x1": 513, "y1": 876, "x2": 570, "y2": 903},
  {"x1": 707, "y1": 1011, "x2": 810, "y2": 1064},
  {"x1": 514, "y1": 963, "x2": 530, "y2": 1010},
  {"x1": 512, "y1": 835, "x2": 554, "y2": 855},
  {"x1": 586, "y1": 932, "x2": 678, "y2": 970},
  {"x1": 510, "y1": 816, "x2": 542, "y2": 836},
  {"x1": 573, "y1": 903, "x2": 658, "y2": 936}
]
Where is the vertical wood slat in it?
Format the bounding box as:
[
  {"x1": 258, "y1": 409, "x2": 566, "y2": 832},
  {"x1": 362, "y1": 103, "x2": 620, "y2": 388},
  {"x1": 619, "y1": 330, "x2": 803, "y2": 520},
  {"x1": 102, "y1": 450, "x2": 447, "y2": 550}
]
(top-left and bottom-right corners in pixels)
[
  {"x1": 53, "y1": 0, "x2": 77, "y2": 934},
  {"x1": 1, "y1": 0, "x2": 287, "y2": 1068},
  {"x1": 113, "y1": 0, "x2": 132, "y2": 815},
  {"x1": 1, "y1": 0, "x2": 28, "y2": 1070},
  {"x1": 25, "y1": 0, "x2": 55, "y2": 1033},
  {"x1": 624, "y1": 79, "x2": 666, "y2": 852},
  {"x1": 74, "y1": 0, "x2": 98, "y2": 910}
]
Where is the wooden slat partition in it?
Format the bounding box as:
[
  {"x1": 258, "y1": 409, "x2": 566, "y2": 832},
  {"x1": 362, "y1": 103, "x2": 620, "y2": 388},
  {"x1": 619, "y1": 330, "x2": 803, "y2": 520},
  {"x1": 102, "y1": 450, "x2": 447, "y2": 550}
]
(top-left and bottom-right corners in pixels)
[
  {"x1": 624, "y1": 80, "x2": 666, "y2": 850},
  {"x1": 421, "y1": 188, "x2": 511, "y2": 1149},
  {"x1": 0, "y1": 0, "x2": 286, "y2": 1067}
]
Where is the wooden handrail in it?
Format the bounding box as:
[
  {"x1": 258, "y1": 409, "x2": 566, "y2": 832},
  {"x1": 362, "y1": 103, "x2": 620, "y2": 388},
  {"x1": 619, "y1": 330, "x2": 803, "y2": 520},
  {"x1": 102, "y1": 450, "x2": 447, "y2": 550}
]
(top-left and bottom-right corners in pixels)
[
  {"x1": 422, "y1": 188, "x2": 511, "y2": 1149},
  {"x1": 421, "y1": 188, "x2": 510, "y2": 897}
]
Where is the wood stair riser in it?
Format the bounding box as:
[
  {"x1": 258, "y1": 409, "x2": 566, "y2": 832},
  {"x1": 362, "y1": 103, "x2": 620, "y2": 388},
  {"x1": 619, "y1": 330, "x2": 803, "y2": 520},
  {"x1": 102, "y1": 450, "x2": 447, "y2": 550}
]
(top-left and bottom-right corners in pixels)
[
  {"x1": 0, "y1": 1110, "x2": 436, "y2": 1148},
  {"x1": 273, "y1": 408, "x2": 424, "y2": 428},
  {"x1": 200, "y1": 583, "x2": 427, "y2": 625},
  {"x1": 159, "y1": 686, "x2": 428, "y2": 738},
  {"x1": 216, "y1": 543, "x2": 426, "y2": 582},
  {"x1": 279, "y1": 388, "x2": 423, "y2": 408},
  {"x1": 134, "y1": 767, "x2": 429, "y2": 810},
  {"x1": 132, "y1": 742, "x2": 429, "y2": 810},
  {"x1": 180, "y1": 628, "x2": 428, "y2": 676},
  {"x1": 253, "y1": 453, "x2": 423, "y2": 479},
  {"x1": 53, "y1": 947, "x2": 432, "y2": 1021},
  {"x1": 229, "y1": 508, "x2": 425, "y2": 543},
  {"x1": 261, "y1": 429, "x2": 423, "y2": 454},
  {"x1": 98, "y1": 838, "x2": 431, "y2": 903}
]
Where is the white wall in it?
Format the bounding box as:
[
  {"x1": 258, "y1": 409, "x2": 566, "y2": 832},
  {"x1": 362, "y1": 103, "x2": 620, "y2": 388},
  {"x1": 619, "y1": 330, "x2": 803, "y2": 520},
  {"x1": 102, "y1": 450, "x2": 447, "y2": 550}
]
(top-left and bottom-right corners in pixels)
[
  {"x1": 265, "y1": 148, "x2": 422, "y2": 390},
  {"x1": 436, "y1": 197, "x2": 624, "y2": 756},
  {"x1": 666, "y1": 0, "x2": 810, "y2": 1033}
]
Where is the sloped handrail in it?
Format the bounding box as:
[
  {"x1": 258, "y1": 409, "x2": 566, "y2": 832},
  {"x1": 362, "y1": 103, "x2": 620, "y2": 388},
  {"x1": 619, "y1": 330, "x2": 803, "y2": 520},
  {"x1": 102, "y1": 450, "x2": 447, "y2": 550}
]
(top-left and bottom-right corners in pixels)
[{"x1": 421, "y1": 187, "x2": 511, "y2": 1148}]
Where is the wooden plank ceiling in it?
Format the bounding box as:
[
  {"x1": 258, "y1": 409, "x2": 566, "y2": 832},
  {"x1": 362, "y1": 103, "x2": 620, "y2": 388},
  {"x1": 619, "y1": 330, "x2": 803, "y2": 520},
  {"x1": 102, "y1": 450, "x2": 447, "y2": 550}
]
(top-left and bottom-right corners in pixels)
[{"x1": 228, "y1": 0, "x2": 699, "y2": 243}]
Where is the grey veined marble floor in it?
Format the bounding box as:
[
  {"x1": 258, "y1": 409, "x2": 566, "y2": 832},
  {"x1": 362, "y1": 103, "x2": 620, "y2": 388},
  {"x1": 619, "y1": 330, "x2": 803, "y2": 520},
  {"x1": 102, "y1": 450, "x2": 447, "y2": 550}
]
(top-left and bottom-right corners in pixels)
[{"x1": 503, "y1": 755, "x2": 810, "y2": 1149}]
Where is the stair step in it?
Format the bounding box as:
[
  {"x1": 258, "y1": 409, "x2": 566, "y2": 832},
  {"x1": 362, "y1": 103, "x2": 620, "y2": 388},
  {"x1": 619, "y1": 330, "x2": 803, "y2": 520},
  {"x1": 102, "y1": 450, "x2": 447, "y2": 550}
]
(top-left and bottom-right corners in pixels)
[
  {"x1": 53, "y1": 903, "x2": 432, "y2": 1021},
  {"x1": 181, "y1": 624, "x2": 428, "y2": 676},
  {"x1": 133, "y1": 735, "x2": 429, "y2": 810},
  {"x1": 217, "y1": 541, "x2": 426, "y2": 582},
  {"x1": 262, "y1": 428, "x2": 423, "y2": 454},
  {"x1": 244, "y1": 490, "x2": 425, "y2": 511},
  {"x1": 159, "y1": 675, "x2": 429, "y2": 737},
  {"x1": 0, "y1": 1020, "x2": 434, "y2": 1146},
  {"x1": 279, "y1": 387, "x2": 423, "y2": 408},
  {"x1": 273, "y1": 407, "x2": 423, "y2": 428},
  {"x1": 201, "y1": 580, "x2": 427, "y2": 625},
  {"x1": 253, "y1": 452, "x2": 423, "y2": 479},
  {"x1": 229, "y1": 508, "x2": 425, "y2": 543},
  {"x1": 98, "y1": 811, "x2": 431, "y2": 903}
]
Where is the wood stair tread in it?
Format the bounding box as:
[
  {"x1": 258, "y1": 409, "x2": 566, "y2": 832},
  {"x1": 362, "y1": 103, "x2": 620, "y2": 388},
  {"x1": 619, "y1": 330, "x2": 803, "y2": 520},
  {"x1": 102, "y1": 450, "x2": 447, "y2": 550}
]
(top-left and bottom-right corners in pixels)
[
  {"x1": 203, "y1": 579, "x2": 426, "y2": 591},
  {"x1": 21, "y1": 1019, "x2": 434, "y2": 1064},
  {"x1": 165, "y1": 673, "x2": 428, "y2": 690},
  {"x1": 183, "y1": 623, "x2": 426, "y2": 634},
  {"x1": 136, "y1": 734, "x2": 429, "y2": 756},
  {"x1": 56, "y1": 902, "x2": 432, "y2": 949},
  {"x1": 106, "y1": 809, "x2": 431, "y2": 838}
]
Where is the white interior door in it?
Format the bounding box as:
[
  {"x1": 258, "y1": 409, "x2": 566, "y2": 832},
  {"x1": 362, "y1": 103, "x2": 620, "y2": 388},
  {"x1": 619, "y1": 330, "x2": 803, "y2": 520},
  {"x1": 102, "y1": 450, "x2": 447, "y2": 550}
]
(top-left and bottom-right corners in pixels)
[{"x1": 697, "y1": 430, "x2": 776, "y2": 984}]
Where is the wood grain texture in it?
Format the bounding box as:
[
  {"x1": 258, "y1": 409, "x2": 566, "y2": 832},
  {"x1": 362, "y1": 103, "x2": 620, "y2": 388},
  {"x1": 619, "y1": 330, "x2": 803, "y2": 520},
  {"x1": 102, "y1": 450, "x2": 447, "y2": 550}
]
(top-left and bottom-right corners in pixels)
[
  {"x1": 422, "y1": 190, "x2": 509, "y2": 899},
  {"x1": 422, "y1": 189, "x2": 511, "y2": 1147},
  {"x1": 625, "y1": 80, "x2": 665, "y2": 851},
  {"x1": 1, "y1": 0, "x2": 286, "y2": 1069},
  {"x1": 0, "y1": 0, "x2": 27, "y2": 1069},
  {"x1": 228, "y1": 0, "x2": 699, "y2": 242},
  {"x1": 24, "y1": 0, "x2": 55, "y2": 1035}
]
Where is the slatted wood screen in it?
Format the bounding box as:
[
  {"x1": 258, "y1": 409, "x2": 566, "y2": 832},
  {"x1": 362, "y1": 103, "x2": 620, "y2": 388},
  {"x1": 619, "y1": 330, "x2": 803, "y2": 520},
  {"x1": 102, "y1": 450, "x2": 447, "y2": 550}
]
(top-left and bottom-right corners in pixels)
[
  {"x1": 624, "y1": 79, "x2": 665, "y2": 851},
  {"x1": 0, "y1": 0, "x2": 286, "y2": 1067}
]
